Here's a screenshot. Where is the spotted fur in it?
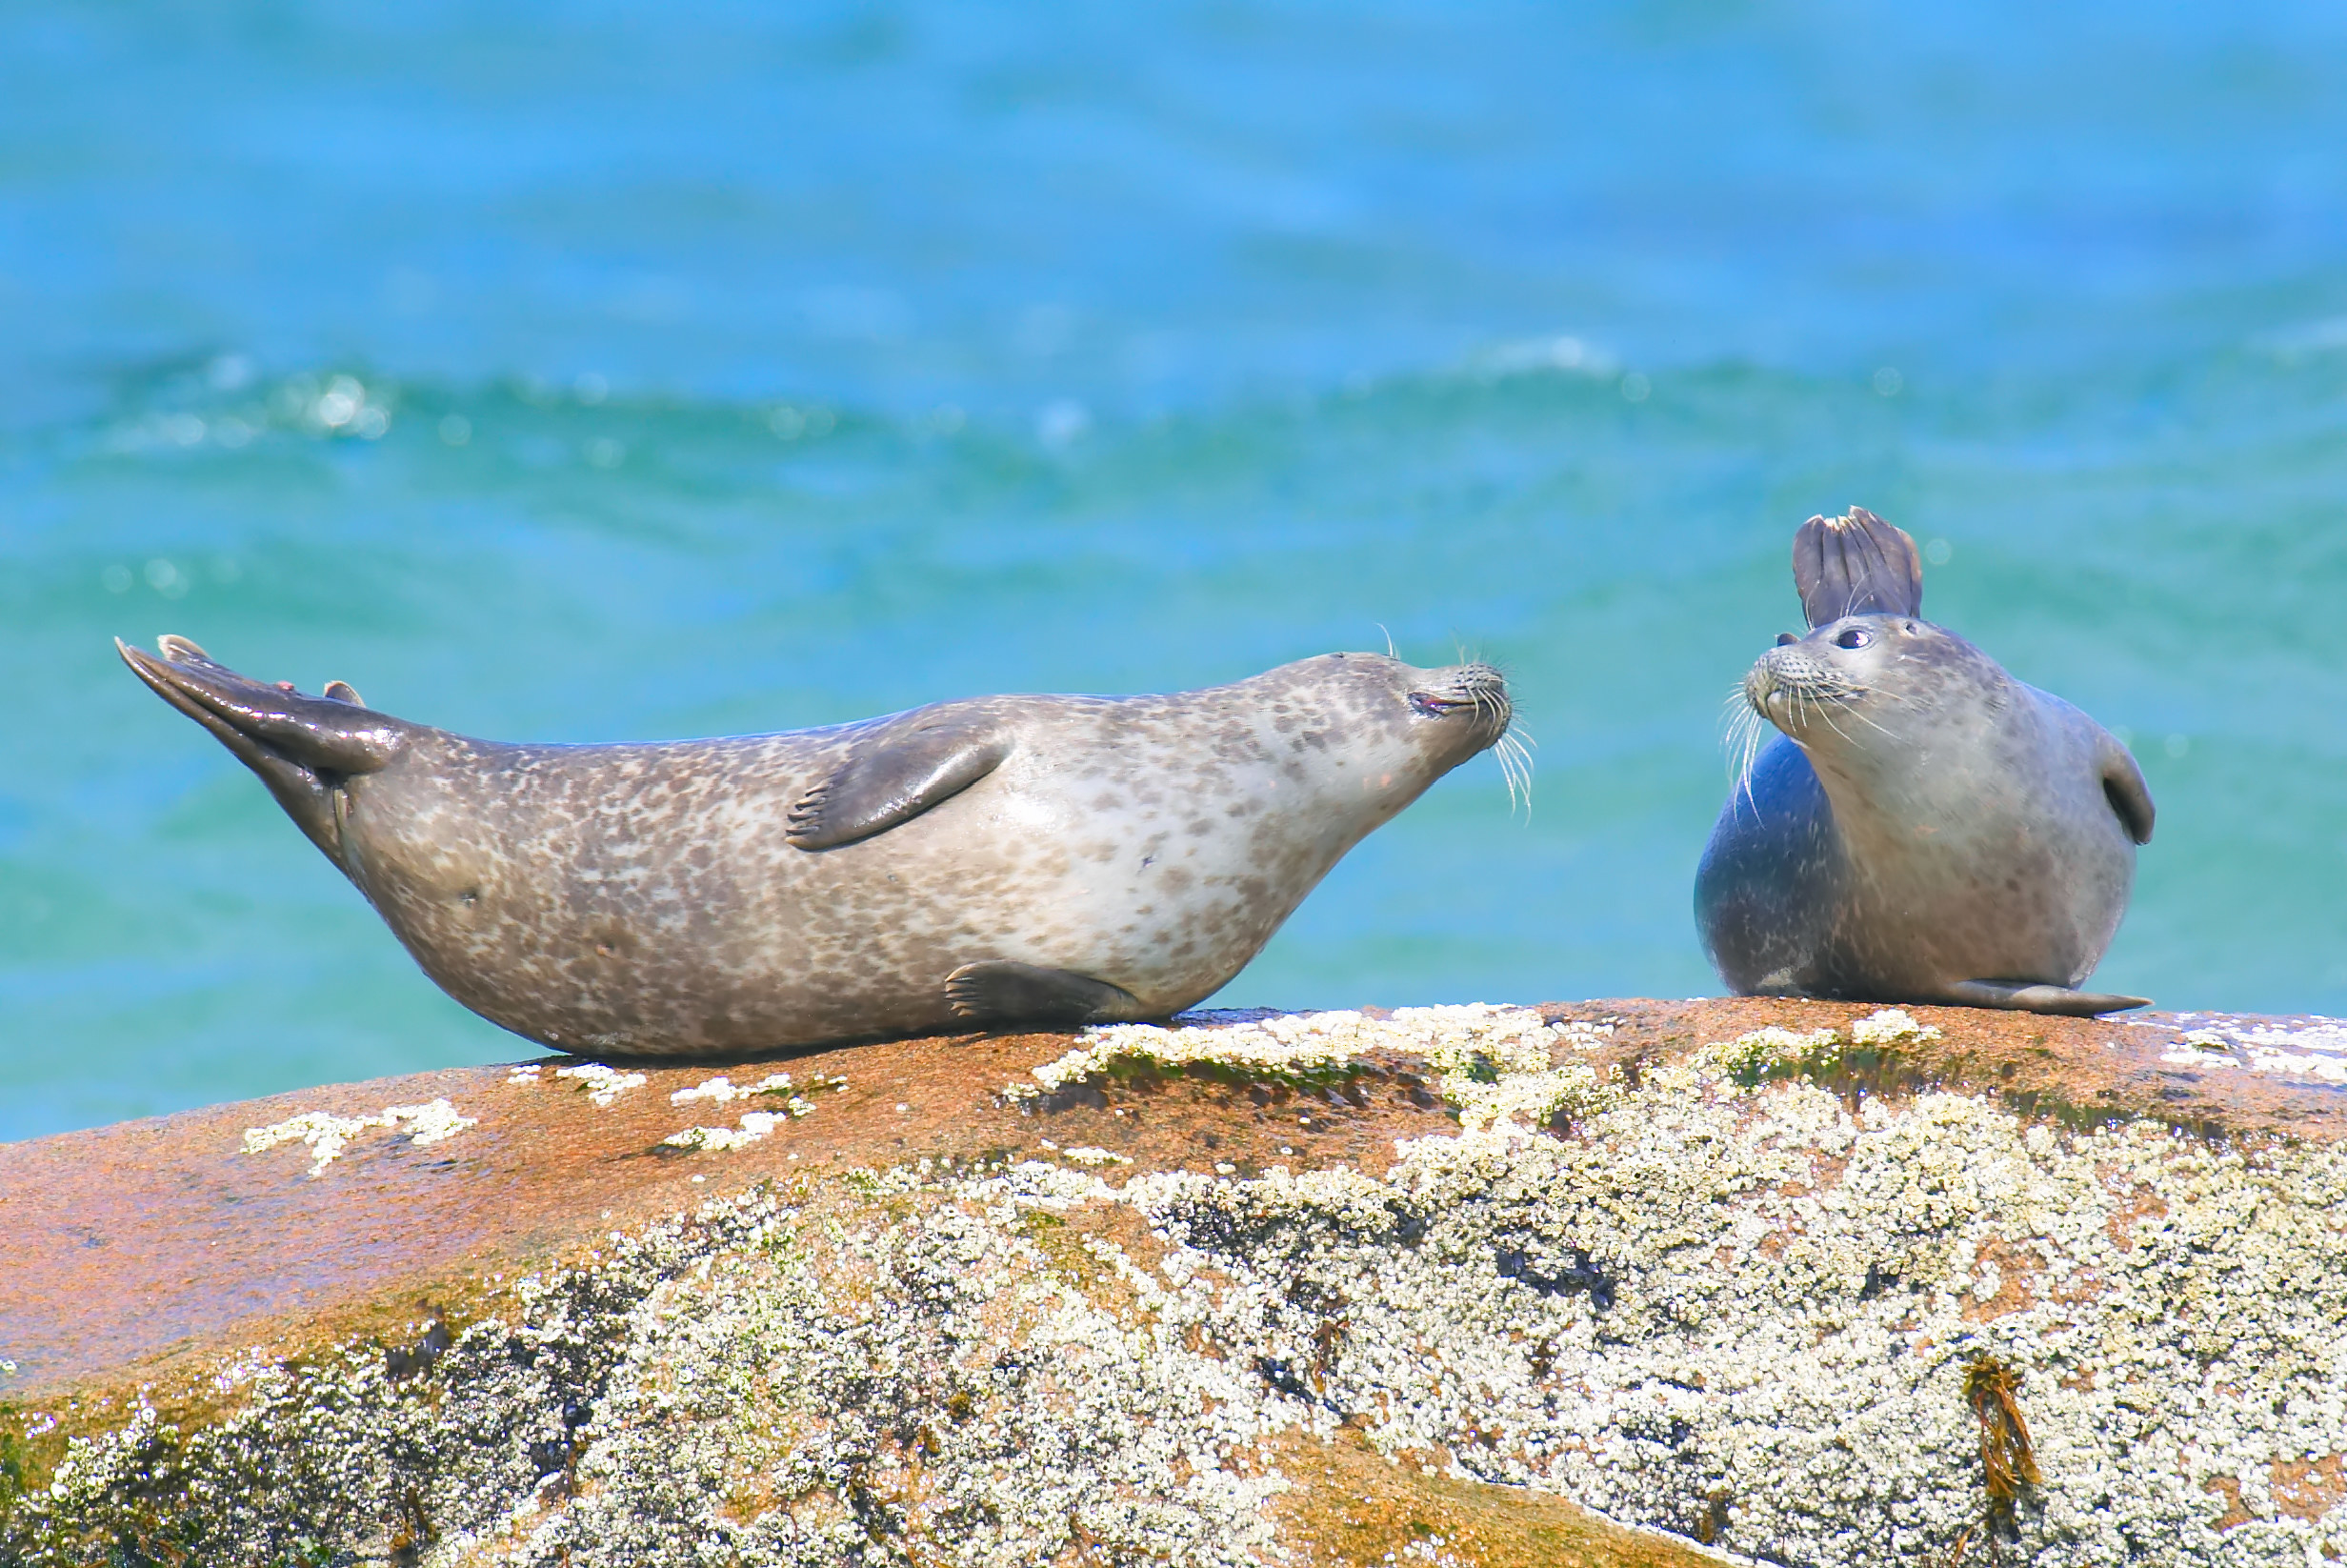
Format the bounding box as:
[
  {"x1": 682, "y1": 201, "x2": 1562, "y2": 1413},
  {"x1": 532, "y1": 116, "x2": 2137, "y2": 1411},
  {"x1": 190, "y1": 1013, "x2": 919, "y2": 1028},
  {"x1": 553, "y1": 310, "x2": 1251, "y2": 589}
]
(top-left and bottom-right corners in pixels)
[{"x1": 122, "y1": 642, "x2": 1509, "y2": 1055}]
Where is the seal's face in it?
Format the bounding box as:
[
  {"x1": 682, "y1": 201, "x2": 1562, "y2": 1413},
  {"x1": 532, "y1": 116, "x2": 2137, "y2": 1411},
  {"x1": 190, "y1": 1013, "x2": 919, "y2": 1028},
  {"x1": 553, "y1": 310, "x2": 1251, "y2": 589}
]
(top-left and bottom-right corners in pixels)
[
  {"x1": 1392, "y1": 656, "x2": 1518, "y2": 813},
  {"x1": 1397, "y1": 657, "x2": 1515, "y2": 767},
  {"x1": 1741, "y1": 613, "x2": 1989, "y2": 758},
  {"x1": 1262, "y1": 652, "x2": 1516, "y2": 820}
]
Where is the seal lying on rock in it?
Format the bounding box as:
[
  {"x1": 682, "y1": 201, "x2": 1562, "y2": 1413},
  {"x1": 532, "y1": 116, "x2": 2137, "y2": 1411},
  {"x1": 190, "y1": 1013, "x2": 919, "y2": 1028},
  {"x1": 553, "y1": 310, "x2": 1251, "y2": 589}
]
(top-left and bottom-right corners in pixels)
[
  {"x1": 1695, "y1": 508, "x2": 2155, "y2": 1016},
  {"x1": 120, "y1": 638, "x2": 1512, "y2": 1055}
]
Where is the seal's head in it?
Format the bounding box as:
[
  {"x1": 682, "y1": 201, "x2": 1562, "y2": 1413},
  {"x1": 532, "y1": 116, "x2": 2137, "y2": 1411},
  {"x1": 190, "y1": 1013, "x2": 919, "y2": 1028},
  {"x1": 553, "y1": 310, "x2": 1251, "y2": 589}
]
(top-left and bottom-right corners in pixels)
[
  {"x1": 1401, "y1": 656, "x2": 1515, "y2": 755},
  {"x1": 1743, "y1": 612, "x2": 1999, "y2": 753},
  {"x1": 1259, "y1": 651, "x2": 1517, "y2": 814},
  {"x1": 1731, "y1": 508, "x2": 2005, "y2": 784}
]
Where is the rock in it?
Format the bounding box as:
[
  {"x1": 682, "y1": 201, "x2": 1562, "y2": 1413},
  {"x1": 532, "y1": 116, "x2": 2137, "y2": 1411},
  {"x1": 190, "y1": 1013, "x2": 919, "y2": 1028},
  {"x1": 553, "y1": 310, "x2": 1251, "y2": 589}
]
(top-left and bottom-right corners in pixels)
[{"x1": 6, "y1": 999, "x2": 2347, "y2": 1565}]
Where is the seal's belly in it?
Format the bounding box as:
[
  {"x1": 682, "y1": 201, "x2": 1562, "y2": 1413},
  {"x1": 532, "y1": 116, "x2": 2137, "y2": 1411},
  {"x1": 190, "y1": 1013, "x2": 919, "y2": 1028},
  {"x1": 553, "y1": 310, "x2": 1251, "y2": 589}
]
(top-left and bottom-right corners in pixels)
[
  {"x1": 1831, "y1": 803, "x2": 2134, "y2": 992},
  {"x1": 342, "y1": 742, "x2": 1344, "y2": 1053}
]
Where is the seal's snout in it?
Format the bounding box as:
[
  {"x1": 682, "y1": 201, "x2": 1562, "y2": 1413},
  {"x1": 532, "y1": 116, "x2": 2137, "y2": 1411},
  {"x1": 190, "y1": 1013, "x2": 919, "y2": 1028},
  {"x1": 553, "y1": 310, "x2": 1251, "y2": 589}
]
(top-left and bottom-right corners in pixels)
[
  {"x1": 1407, "y1": 661, "x2": 1511, "y2": 739},
  {"x1": 1744, "y1": 643, "x2": 1858, "y2": 733}
]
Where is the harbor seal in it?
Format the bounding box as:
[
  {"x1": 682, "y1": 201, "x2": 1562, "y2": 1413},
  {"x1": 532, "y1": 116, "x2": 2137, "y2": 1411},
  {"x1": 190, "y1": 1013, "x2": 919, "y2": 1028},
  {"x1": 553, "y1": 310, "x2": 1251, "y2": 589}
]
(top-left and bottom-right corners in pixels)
[
  {"x1": 1694, "y1": 508, "x2": 2155, "y2": 1016},
  {"x1": 119, "y1": 638, "x2": 1512, "y2": 1055}
]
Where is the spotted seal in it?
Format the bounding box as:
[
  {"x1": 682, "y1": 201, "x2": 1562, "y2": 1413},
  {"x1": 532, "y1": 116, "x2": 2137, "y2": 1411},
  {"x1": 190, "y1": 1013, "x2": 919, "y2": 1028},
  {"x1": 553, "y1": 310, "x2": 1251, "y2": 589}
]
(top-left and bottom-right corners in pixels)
[
  {"x1": 120, "y1": 637, "x2": 1512, "y2": 1054},
  {"x1": 1694, "y1": 508, "x2": 2155, "y2": 1015}
]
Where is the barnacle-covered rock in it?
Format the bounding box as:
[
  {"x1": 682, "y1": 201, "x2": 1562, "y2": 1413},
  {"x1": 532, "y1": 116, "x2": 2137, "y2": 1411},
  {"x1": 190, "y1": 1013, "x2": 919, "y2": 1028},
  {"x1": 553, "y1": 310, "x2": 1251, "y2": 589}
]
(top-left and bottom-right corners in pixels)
[{"x1": 7, "y1": 999, "x2": 2347, "y2": 1565}]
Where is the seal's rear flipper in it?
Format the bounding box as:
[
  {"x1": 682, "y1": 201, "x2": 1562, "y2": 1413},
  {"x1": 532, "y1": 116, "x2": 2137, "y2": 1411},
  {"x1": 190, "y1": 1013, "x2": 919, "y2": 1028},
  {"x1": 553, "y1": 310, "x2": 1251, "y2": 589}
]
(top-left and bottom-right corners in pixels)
[
  {"x1": 945, "y1": 961, "x2": 1146, "y2": 1028},
  {"x1": 787, "y1": 714, "x2": 1010, "y2": 851},
  {"x1": 117, "y1": 637, "x2": 410, "y2": 868},
  {"x1": 1943, "y1": 979, "x2": 2152, "y2": 1016},
  {"x1": 1794, "y1": 507, "x2": 1925, "y2": 628}
]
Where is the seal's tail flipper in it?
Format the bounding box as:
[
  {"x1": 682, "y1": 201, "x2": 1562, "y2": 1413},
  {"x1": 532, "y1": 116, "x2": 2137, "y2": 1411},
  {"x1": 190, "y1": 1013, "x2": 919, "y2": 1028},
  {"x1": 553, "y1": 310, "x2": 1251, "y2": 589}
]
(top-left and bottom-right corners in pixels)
[
  {"x1": 117, "y1": 636, "x2": 411, "y2": 867},
  {"x1": 1794, "y1": 507, "x2": 1925, "y2": 628},
  {"x1": 1942, "y1": 979, "x2": 2151, "y2": 1016}
]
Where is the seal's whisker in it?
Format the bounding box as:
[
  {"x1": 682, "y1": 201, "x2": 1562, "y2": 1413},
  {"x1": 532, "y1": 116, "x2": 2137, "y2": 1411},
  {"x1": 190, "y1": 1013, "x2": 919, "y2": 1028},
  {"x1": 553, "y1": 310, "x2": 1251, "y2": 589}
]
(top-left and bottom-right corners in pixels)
[
  {"x1": 1718, "y1": 688, "x2": 1755, "y2": 749},
  {"x1": 1730, "y1": 704, "x2": 1771, "y2": 816},
  {"x1": 1845, "y1": 705, "x2": 1899, "y2": 740},
  {"x1": 1717, "y1": 684, "x2": 1775, "y2": 819},
  {"x1": 1492, "y1": 729, "x2": 1535, "y2": 816},
  {"x1": 1815, "y1": 705, "x2": 1868, "y2": 750}
]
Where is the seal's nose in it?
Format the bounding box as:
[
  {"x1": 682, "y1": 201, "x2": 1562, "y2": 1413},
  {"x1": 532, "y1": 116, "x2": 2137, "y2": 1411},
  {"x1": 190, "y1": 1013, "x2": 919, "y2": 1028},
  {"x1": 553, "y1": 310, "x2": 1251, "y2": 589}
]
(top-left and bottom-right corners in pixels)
[{"x1": 1744, "y1": 647, "x2": 1811, "y2": 719}]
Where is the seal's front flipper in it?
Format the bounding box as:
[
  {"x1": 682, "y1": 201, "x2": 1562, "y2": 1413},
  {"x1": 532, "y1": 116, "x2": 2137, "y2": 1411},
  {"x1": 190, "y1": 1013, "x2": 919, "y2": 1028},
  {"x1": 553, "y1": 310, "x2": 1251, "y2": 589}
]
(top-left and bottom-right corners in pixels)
[
  {"x1": 2097, "y1": 732, "x2": 2156, "y2": 845},
  {"x1": 944, "y1": 961, "x2": 1145, "y2": 1028},
  {"x1": 118, "y1": 637, "x2": 411, "y2": 868},
  {"x1": 787, "y1": 715, "x2": 1010, "y2": 851},
  {"x1": 1943, "y1": 979, "x2": 2151, "y2": 1016},
  {"x1": 1794, "y1": 507, "x2": 1925, "y2": 627}
]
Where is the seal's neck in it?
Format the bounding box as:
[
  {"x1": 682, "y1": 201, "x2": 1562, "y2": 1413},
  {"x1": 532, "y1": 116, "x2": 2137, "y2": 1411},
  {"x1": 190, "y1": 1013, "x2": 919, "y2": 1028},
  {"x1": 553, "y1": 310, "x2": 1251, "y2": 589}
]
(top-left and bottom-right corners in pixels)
[{"x1": 1795, "y1": 668, "x2": 2031, "y2": 860}]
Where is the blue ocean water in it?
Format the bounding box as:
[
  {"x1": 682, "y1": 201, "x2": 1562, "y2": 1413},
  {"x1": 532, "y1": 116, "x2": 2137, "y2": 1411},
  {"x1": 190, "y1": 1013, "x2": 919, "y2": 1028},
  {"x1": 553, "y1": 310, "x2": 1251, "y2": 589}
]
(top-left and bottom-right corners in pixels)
[{"x1": 5, "y1": 1, "x2": 2347, "y2": 1140}]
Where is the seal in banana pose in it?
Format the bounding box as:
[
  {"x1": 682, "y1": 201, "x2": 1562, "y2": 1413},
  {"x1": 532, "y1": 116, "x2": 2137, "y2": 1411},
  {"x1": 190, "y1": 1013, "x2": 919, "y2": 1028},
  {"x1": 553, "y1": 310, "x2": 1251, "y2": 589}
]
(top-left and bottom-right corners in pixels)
[
  {"x1": 120, "y1": 637, "x2": 1513, "y2": 1055},
  {"x1": 1695, "y1": 508, "x2": 2155, "y2": 1016}
]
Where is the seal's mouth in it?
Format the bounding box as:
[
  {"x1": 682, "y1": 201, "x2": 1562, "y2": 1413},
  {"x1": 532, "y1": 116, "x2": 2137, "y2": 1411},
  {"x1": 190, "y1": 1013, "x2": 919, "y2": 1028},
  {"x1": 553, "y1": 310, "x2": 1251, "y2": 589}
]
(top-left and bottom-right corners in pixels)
[
  {"x1": 1407, "y1": 661, "x2": 1511, "y2": 734},
  {"x1": 1407, "y1": 661, "x2": 1528, "y2": 809}
]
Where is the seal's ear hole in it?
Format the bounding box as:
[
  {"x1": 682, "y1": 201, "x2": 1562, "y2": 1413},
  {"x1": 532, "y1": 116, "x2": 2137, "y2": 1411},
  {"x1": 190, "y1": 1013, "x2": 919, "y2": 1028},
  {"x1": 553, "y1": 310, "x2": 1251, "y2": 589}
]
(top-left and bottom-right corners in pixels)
[{"x1": 1775, "y1": 633, "x2": 1798, "y2": 647}]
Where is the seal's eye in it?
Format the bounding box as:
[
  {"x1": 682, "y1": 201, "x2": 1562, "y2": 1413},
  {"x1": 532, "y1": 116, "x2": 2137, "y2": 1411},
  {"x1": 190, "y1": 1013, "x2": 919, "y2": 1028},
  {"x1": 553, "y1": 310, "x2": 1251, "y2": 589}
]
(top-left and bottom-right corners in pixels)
[{"x1": 1834, "y1": 627, "x2": 1872, "y2": 650}]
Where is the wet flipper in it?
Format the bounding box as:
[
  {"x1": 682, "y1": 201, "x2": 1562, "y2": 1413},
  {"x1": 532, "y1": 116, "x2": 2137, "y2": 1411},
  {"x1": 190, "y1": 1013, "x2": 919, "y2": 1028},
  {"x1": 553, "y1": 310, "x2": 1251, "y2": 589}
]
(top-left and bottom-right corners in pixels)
[
  {"x1": 1942, "y1": 980, "x2": 2151, "y2": 1016},
  {"x1": 117, "y1": 637, "x2": 410, "y2": 869},
  {"x1": 1794, "y1": 507, "x2": 1925, "y2": 628},
  {"x1": 944, "y1": 961, "x2": 1146, "y2": 1028},
  {"x1": 786, "y1": 714, "x2": 1010, "y2": 851},
  {"x1": 2097, "y1": 731, "x2": 2156, "y2": 845}
]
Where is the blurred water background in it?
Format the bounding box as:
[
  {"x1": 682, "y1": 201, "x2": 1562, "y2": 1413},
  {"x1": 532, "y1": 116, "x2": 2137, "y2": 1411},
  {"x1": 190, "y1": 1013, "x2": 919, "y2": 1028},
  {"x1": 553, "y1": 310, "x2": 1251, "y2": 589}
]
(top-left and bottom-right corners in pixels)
[{"x1": 5, "y1": 1, "x2": 2347, "y2": 1140}]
